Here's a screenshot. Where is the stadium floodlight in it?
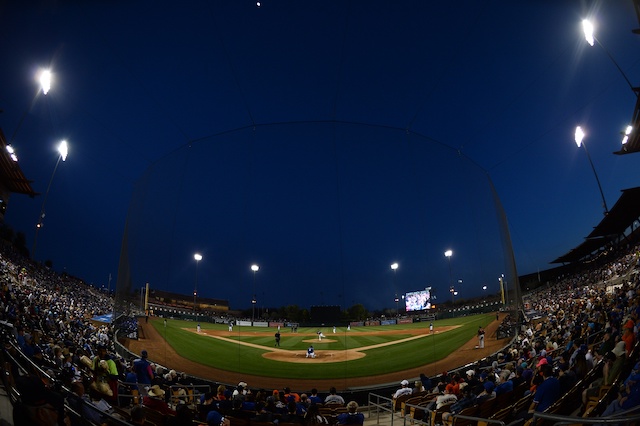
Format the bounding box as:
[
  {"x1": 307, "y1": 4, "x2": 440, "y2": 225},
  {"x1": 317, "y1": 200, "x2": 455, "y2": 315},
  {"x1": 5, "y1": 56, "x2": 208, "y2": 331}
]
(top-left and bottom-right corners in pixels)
[
  {"x1": 193, "y1": 253, "x2": 202, "y2": 314},
  {"x1": 39, "y1": 69, "x2": 52, "y2": 95},
  {"x1": 574, "y1": 126, "x2": 609, "y2": 215},
  {"x1": 32, "y1": 139, "x2": 70, "y2": 260},
  {"x1": 622, "y1": 125, "x2": 633, "y2": 145},
  {"x1": 582, "y1": 19, "x2": 595, "y2": 46},
  {"x1": 444, "y1": 250, "x2": 454, "y2": 304},
  {"x1": 251, "y1": 264, "x2": 259, "y2": 322},
  {"x1": 581, "y1": 19, "x2": 636, "y2": 95},
  {"x1": 390, "y1": 263, "x2": 399, "y2": 315}
]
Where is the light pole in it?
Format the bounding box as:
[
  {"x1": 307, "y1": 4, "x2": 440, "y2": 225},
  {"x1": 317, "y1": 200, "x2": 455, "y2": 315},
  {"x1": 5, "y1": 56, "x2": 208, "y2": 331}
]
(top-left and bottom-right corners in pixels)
[
  {"x1": 9, "y1": 68, "x2": 52, "y2": 146},
  {"x1": 582, "y1": 19, "x2": 637, "y2": 96},
  {"x1": 251, "y1": 264, "x2": 259, "y2": 322},
  {"x1": 582, "y1": 19, "x2": 639, "y2": 152},
  {"x1": 391, "y1": 263, "x2": 399, "y2": 316},
  {"x1": 444, "y1": 250, "x2": 453, "y2": 304},
  {"x1": 32, "y1": 140, "x2": 68, "y2": 260},
  {"x1": 193, "y1": 253, "x2": 202, "y2": 314},
  {"x1": 575, "y1": 126, "x2": 609, "y2": 215},
  {"x1": 482, "y1": 285, "x2": 487, "y2": 302}
]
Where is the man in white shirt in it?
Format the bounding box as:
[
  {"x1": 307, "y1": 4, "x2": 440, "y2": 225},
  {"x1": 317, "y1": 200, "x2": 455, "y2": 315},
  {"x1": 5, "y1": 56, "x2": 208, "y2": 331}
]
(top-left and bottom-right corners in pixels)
[{"x1": 392, "y1": 380, "x2": 413, "y2": 399}]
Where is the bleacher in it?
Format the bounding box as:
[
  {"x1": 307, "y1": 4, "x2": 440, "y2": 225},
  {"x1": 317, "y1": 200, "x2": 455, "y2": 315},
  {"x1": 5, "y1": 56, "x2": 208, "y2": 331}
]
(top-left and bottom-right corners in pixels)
[{"x1": 1, "y1": 241, "x2": 640, "y2": 425}]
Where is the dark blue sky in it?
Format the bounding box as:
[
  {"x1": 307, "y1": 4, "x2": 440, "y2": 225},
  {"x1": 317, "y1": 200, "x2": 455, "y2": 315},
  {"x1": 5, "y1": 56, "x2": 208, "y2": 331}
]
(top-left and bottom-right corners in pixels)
[{"x1": 1, "y1": 1, "x2": 639, "y2": 311}]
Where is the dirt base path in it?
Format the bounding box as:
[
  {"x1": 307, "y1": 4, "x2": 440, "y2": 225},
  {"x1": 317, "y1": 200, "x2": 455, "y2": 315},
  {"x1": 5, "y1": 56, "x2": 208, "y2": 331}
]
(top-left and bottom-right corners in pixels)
[{"x1": 124, "y1": 314, "x2": 507, "y2": 391}]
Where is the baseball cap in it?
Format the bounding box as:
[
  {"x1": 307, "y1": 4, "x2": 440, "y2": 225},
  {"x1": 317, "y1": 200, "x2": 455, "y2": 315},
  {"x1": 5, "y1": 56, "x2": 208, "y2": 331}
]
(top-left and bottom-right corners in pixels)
[
  {"x1": 612, "y1": 341, "x2": 626, "y2": 357},
  {"x1": 536, "y1": 358, "x2": 548, "y2": 367},
  {"x1": 400, "y1": 379, "x2": 409, "y2": 386},
  {"x1": 141, "y1": 350, "x2": 148, "y2": 358},
  {"x1": 207, "y1": 410, "x2": 224, "y2": 426}
]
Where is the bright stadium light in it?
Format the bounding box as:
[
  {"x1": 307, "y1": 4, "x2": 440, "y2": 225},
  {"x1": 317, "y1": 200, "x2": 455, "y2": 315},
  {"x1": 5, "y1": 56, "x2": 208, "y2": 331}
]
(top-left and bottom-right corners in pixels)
[
  {"x1": 193, "y1": 253, "x2": 202, "y2": 314},
  {"x1": 39, "y1": 69, "x2": 52, "y2": 95},
  {"x1": 574, "y1": 126, "x2": 608, "y2": 215},
  {"x1": 32, "y1": 139, "x2": 70, "y2": 260}
]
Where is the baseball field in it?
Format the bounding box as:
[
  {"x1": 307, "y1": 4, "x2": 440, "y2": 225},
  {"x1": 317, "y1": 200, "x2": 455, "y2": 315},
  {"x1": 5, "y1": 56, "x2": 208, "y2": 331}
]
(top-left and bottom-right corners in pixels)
[{"x1": 126, "y1": 312, "x2": 506, "y2": 390}]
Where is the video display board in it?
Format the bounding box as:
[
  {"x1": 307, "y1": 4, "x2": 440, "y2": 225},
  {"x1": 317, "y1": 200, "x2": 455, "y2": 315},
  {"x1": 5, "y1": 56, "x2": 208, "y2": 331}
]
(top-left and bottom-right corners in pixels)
[{"x1": 404, "y1": 288, "x2": 431, "y2": 312}]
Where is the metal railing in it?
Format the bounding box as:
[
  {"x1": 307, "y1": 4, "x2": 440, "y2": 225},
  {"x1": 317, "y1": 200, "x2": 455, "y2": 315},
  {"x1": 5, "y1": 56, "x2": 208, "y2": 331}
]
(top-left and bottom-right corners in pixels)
[{"x1": 367, "y1": 393, "x2": 395, "y2": 425}]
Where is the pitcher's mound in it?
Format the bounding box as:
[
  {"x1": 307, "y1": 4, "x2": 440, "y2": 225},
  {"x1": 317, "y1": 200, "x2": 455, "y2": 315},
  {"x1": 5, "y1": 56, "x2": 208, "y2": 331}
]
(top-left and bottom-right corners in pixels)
[{"x1": 263, "y1": 350, "x2": 366, "y2": 363}]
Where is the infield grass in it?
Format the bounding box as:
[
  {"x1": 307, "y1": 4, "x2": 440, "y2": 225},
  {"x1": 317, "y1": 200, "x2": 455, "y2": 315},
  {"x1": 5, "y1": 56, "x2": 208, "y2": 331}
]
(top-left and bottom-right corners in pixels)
[{"x1": 151, "y1": 314, "x2": 493, "y2": 380}]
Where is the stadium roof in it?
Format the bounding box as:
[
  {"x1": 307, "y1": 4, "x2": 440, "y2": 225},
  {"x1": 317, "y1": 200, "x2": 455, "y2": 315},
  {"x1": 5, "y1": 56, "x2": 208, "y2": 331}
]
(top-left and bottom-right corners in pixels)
[
  {"x1": 614, "y1": 0, "x2": 640, "y2": 155},
  {"x1": 614, "y1": 89, "x2": 640, "y2": 155},
  {"x1": 551, "y1": 186, "x2": 640, "y2": 263},
  {"x1": 0, "y1": 128, "x2": 37, "y2": 197}
]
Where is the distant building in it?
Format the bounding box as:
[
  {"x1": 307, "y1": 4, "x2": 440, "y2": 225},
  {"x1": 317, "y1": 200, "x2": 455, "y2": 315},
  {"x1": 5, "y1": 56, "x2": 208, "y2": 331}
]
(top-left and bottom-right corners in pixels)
[{"x1": 148, "y1": 288, "x2": 229, "y2": 314}]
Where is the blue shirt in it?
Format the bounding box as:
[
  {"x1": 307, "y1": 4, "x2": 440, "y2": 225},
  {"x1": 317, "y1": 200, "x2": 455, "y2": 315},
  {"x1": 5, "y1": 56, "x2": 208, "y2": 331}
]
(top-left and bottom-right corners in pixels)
[
  {"x1": 337, "y1": 412, "x2": 364, "y2": 425},
  {"x1": 495, "y1": 380, "x2": 513, "y2": 396},
  {"x1": 534, "y1": 377, "x2": 560, "y2": 412}
]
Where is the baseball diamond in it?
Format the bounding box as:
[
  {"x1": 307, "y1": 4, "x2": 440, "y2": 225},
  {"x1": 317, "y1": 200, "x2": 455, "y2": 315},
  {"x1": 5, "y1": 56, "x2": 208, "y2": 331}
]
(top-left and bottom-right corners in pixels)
[{"x1": 125, "y1": 313, "x2": 507, "y2": 389}]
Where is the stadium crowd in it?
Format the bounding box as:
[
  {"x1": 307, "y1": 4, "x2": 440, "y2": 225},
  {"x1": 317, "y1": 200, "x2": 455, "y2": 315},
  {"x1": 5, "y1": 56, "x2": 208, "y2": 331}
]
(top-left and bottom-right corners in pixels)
[{"x1": 1, "y1": 240, "x2": 640, "y2": 425}]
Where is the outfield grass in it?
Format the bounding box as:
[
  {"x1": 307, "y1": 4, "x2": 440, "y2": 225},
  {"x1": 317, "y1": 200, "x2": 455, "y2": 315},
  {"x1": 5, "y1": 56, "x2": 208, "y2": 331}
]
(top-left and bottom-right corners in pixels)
[{"x1": 151, "y1": 314, "x2": 493, "y2": 380}]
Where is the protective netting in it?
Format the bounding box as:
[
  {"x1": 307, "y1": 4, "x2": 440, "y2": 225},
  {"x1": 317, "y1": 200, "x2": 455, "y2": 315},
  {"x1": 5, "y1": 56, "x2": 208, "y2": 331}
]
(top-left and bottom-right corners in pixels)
[{"x1": 114, "y1": 121, "x2": 521, "y2": 324}]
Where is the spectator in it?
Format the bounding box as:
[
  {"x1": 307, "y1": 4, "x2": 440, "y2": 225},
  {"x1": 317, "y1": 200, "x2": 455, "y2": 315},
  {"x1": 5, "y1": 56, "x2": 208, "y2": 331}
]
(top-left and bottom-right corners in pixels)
[
  {"x1": 168, "y1": 403, "x2": 196, "y2": 426},
  {"x1": 198, "y1": 392, "x2": 219, "y2": 422},
  {"x1": 91, "y1": 343, "x2": 118, "y2": 402},
  {"x1": 426, "y1": 384, "x2": 457, "y2": 411},
  {"x1": 599, "y1": 372, "x2": 640, "y2": 418},
  {"x1": 133, "y1": 350, "x2": 153, "y2": 393},
  {"x1": 526, "y1": 364, "x2": 560, "y2": 416},
  {"x1": 13, "y1": 375, "x2": 68, "y2": 426},
  {"x1": 582, "y1": 349, "x2": 623, "y2": 407},
  {"x1": 143, "y1": 384, "x2": 176, "y2": 416},
  {"x1": 324, "y1": 387, "x2": 345, "y2": 405},
  {"x1": 442, "y1": 383, "x2": 476, "y2": 423},
  {"x1": 476, "y1": 381, "x2": 495, "y2": 404},
  {"x1": 130, "y1": 405, "x2": 146, "y2": 425},
  {"x1": 217, "y1": 384, "x2": 227, "y2": 400},
  {"x1": 304, "y1": 403, "x2": 329, "y2": 425},
  {"x1": 392, "y1": 380, "x2": 413, "y2": 399},
  {"x1": 308, "y1": 388, "x2": 322, "y2": 405},
  {"x1": 206, "y1": 410, "x2": 230, "y2": 426},
  {"x1": 336, "y1": 401, "x2": 364, "y2": 425},
  {"x1": 232, "y1": 381, "x2": 248, "y2": 400},
  {"x1": 419, "y1": 373, "x2": 432, "y2": 392},
  {"x1": 622, "y1": 320, "x2": 636, "y2": 356},
  {"x1": 280, "y1": 400, "x2": 303, "y2": 424},
  {"x1": 284, "y1": 386, "x2": 301, "y2": 402},
  {"x1": 297, "y1": 394, "x2": 309, "y2": 415}
]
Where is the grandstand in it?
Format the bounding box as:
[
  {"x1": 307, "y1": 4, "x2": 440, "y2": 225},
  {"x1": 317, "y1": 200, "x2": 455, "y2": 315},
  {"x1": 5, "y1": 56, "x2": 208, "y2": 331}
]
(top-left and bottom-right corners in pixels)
[{"x1": 0, "y1": 236, "x2": 640, "y2": 424}]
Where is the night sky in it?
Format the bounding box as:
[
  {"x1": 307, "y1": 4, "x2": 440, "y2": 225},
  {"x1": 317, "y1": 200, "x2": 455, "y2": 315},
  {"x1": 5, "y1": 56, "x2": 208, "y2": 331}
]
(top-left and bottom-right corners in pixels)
[{"x1": 1, "y1": 0, "x2": 639, "y2": 311}]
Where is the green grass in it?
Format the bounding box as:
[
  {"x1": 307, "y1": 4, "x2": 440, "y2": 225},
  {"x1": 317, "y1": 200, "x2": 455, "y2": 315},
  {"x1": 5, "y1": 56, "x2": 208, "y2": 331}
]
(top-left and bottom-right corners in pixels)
[{"x1": 151, "y1": 314, "x2": 493, "y2": 380}]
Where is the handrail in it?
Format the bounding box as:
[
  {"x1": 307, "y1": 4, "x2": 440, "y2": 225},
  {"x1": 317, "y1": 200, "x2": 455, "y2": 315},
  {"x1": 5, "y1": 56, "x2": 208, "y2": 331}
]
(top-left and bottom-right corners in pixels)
[{"x1": 367, "y1": 392, "x2": 394, "y2": 425}]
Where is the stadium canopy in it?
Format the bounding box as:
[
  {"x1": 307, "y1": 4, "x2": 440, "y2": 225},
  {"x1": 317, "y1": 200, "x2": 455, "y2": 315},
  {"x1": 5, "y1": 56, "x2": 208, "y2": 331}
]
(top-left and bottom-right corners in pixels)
[
  {"x1": 551, "y1": 186, "x2": 640, "y2": 264},
  {"x1": 615, "y1": 0, "x2": 640, "y2": 155},
  {"x1": 0, "y1": 128, "x2": 36, "y2": 198},
  {"x1": 614, "y1": 89, "x2": 640, "y2": 155}
]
